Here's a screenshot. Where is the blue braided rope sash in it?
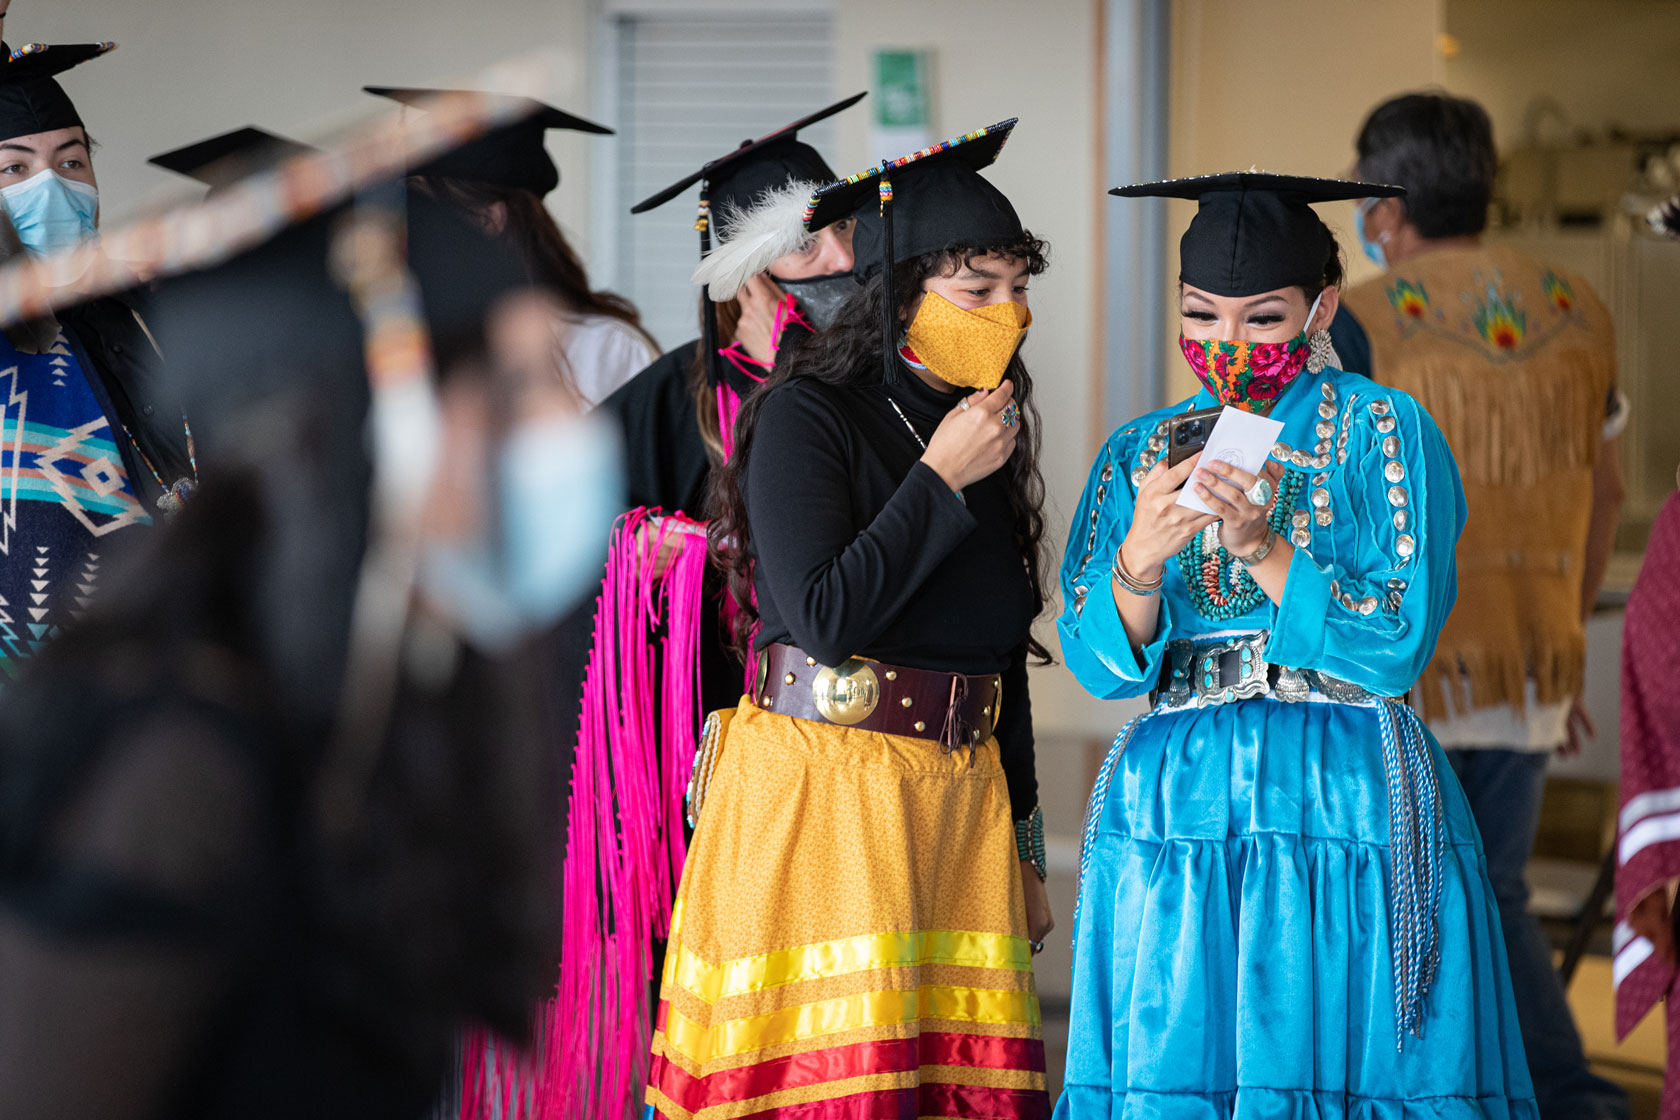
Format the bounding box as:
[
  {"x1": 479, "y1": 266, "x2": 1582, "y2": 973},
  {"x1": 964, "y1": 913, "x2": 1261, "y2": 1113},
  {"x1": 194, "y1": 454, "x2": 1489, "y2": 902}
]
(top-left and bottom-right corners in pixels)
[
  {"x1": 1071, "y1": 712, "x2": 1147, "y2": 955},
  {"x1": 1375, "y1": 697, "x2": 1444, "y2": 1046}
]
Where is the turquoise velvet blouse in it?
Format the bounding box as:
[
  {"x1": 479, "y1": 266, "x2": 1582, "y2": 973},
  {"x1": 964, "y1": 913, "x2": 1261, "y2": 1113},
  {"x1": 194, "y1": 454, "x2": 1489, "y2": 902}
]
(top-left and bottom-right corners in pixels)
[{"x1": 1057, "y1": 368, "x2": 1468, "y2": 701}]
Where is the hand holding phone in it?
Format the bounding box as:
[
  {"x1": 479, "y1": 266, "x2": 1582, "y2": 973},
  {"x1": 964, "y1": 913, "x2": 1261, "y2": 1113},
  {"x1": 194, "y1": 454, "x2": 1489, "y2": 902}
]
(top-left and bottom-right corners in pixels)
[
  {"x1": 1167, "y1": 406, "x2": 1225, "y2": 468},
  {"x1": 1174, "y1": 408, "x2": 1287, "y2": 515}
]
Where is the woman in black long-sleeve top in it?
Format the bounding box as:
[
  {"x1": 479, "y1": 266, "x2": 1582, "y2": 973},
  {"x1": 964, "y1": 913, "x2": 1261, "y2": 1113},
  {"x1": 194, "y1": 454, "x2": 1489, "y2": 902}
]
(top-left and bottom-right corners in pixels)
[{"x1": 643, "y1": 120, "x2": 1055, "y2": 1120}]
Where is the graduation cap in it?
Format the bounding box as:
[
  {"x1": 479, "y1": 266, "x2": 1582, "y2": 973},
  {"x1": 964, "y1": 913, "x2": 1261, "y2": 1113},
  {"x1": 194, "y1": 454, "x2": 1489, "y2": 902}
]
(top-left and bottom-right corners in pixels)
[
  {"x1": 631, "y1": 91, "x2": 865, "y2": 392},
  {"x1": 806, "y1": 118, "x2": 1019, "y2": 272},
  {"x1": 0, "y1": 65, "x2": 559, "y2": 325},
  {"x1": 0, "y1": 41, "x2": 116, "y2": 141},
  {"x1": 149, "y1": 189, "x2": 527, "y2": 459},
  {"x1": 1111, "y1": 171, "x2": 1406, "y2": 297},
  {"x1": 365, "y1": 86, "x2": 612, "y2": 198},
  {"x1": 802, "y1": 118, "x2": 1022, "y2": 383},
  {"x1": 148, "y1": 126, "x2": 315, "y2": 191}
]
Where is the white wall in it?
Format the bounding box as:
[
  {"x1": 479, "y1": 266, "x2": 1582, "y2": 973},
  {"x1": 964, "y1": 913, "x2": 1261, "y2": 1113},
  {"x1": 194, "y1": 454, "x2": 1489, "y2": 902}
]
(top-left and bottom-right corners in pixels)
[
  {"x1": 1445, "y1": 0, "x2": 1680, "y2": 149},
  {"x1": 14, "y1": 0, "x2": 598, "y2": 256},
  {"x1": 1166, "y1": 0, "x2": 1444, "y2": 396}
]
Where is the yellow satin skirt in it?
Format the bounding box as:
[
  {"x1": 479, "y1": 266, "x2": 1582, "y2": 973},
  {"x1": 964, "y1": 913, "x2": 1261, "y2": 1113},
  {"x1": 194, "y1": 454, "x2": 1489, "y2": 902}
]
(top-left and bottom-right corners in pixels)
[{"x1": 645, "y1": 697, "x2": 1050, "y2": 1120}]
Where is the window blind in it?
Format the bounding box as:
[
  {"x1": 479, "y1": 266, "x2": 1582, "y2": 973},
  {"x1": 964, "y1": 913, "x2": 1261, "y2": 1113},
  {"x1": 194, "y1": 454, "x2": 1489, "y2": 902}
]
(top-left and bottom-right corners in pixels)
[{"x1": 614, "y1": 14, "x2": 835, "y2": 352}]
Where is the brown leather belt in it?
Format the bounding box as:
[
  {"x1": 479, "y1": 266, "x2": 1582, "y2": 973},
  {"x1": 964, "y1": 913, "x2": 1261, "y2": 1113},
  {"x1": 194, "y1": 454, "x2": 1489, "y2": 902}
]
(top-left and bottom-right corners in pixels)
[{"x1": 753, "y1": 643, "x2": 1002, "y2": 751}]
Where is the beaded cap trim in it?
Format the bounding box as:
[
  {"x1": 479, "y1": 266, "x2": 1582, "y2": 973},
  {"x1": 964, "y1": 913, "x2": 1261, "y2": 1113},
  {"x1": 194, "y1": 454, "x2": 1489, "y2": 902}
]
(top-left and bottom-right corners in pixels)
[
  {"x1": 7, "y1": 41, "x2": 117, "y2": 61},
  {"x1": 801, "y1": 119, "x2": 1016, "y2": 224}
]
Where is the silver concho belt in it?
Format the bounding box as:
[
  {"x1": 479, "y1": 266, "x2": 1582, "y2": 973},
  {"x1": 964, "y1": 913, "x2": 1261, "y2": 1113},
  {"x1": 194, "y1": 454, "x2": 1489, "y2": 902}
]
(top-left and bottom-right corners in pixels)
[{"x1": 1154, "y1": 631, "x2": 1376, "y2": 708}]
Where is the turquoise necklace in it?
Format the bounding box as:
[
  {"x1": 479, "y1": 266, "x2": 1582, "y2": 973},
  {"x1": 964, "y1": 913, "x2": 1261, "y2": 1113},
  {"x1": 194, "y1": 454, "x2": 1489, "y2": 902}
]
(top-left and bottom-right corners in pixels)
[{"x1": 1178, "y1": 468, "x2": 1306, "y2": 620}]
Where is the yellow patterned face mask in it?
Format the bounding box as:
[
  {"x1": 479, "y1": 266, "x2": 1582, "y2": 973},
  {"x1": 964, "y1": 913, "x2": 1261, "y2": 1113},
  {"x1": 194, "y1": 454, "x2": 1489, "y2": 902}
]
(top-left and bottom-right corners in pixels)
[{"x1": 903, "y1": 292, "x2": 1031, "y2": 390}]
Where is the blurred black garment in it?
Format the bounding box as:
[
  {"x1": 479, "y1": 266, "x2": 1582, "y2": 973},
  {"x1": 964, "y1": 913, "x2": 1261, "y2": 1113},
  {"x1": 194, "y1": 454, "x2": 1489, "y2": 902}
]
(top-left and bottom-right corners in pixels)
[
  {"x1": 0, "y1": 195, "x2": 562, "y2": 1120},
  {"x1": 0, "y1": 478, "x2": 557, "y2": 1120},
  {"x1": 601, "y1": 341, "x2": 708, "y2": 518},
  {"x1": 55, "y1": 291, "x2": 194, "y2": 512}
]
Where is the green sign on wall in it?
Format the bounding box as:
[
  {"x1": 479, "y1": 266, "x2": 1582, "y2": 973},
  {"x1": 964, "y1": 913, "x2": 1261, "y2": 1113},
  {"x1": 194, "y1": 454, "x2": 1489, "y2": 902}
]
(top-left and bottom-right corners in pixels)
[
  {"x1": 874, "y1": 49, "x2": 930, "y2": 129},
  {"x1": 872, "y1": 49, "x2": 933, "y2": 154}
]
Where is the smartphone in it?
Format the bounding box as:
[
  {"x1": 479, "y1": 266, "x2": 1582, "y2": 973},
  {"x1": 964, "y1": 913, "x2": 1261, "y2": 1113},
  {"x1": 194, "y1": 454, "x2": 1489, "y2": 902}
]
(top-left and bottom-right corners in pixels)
[{"x1": 1167, "y1": 406, "x2": 1225, "y2": 468}]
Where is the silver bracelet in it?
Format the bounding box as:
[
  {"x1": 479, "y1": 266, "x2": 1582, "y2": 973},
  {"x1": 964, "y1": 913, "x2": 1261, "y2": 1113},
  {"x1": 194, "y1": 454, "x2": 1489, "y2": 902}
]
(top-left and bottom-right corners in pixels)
[
  {"x1": 1232, "y1": 525, "x2": 1277, "y2": 568},
  {"x1": 1112, "y1": 544, "x2": 1163, "y2": 596}
]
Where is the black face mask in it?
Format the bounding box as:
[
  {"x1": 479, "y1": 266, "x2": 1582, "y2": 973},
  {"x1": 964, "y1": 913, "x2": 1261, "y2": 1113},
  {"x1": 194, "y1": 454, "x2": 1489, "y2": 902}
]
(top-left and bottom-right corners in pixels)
[{"x1": 770, "y1": 271, "x2": 860, "y2": 332}]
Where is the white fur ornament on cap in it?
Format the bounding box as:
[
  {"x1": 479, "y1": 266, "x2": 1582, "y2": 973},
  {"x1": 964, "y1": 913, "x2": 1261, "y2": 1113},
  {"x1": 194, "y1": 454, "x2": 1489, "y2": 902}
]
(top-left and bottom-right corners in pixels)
[{"x1": 689, "y1": 180, "x2": 818, "y2": 301}]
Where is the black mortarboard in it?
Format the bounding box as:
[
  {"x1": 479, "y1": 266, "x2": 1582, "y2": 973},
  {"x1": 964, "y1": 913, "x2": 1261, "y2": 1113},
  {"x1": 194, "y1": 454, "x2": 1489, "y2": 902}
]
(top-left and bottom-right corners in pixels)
[
  {"x1": 148, "y1": 126, "x2": 315, "y2": 190},
  {"x1": 804, "y1": 119, "x2": 1022, "y2": 383},
  {"x1": 806, "y1": 118, "x2": 1020, "y2": 275},
  {"x1": 629, "y1": 91, "x2": 864, "y2": 243},
  {"x1": 0, "y1": 42, "x2": 116, "y2": 141},
  {"x1": 1111, "y1": 172, "x2": 1405, "y2": 297},
  {"x1": 0, "y1": 72, "x2": 554, "y2": 329},
  {"x1": 150, "y1": 190, "x2": 528, "y2": 446},
  {"x1": 365, "y1": 86, "x2": 613, "y2": 198}
]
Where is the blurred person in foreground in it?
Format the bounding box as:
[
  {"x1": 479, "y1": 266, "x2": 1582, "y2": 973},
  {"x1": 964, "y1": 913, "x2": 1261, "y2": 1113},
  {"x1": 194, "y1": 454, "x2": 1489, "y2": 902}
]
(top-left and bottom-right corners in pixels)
[
  {"x1": 1335, "y1": 92, "x2": 1627, "y2": 1120},
  {"x1": 0, "y1": 190, "x2": 621, "y2": 1119},
  {"x1": 0, "y1": 42, "x2": 194, "y2": 682},
  {"x1": 366, "y1": 87, "x2": 658, "y2": 409},
  {"x1": 1613, "y1": 195, "x2": 1680, "y2": 1120}
]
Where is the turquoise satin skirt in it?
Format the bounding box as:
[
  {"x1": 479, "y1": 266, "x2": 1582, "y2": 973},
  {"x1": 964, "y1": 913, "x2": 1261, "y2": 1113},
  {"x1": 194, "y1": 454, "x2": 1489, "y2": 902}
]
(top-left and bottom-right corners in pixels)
[{"x1": 1056, "y1": 696, "x2": 1538, "y2": 1119}]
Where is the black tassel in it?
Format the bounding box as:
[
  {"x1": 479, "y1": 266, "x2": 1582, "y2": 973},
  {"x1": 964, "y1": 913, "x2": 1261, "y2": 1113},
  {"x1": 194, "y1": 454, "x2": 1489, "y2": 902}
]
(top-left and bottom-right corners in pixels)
[
  {"x1": 697, "y1": 184, "x2": 724, "y2": 390},
  {"x1": 879, "y1": 174, "x2": 896, "y2": 385}
]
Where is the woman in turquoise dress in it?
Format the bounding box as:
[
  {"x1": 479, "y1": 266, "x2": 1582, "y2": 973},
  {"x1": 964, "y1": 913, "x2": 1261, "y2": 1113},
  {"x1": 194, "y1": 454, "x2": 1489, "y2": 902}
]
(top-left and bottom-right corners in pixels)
[{"x1": 1056, "y1": 173, "x2": 1537, "y2": 1118}]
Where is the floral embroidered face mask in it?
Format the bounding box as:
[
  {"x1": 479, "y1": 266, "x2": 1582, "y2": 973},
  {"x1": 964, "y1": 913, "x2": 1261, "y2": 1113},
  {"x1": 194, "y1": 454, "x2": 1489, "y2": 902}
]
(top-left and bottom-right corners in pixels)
[{"x1": 1179, "y1": 291, "x2": 1322, "y2": 411}]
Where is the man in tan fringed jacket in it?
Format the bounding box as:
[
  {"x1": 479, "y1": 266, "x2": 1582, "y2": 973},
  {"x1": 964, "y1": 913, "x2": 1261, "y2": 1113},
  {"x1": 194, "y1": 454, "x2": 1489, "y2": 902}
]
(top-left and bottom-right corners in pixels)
[{"x1": 1331, "y1": 92, "x2": 1628, "y2": 1120}]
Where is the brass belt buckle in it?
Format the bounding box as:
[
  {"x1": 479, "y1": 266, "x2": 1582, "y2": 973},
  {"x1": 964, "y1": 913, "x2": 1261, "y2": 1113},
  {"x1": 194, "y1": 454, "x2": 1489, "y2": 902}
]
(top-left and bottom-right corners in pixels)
[{"x1": 811, "y1": 658, "x2": 881, "y2": 725}]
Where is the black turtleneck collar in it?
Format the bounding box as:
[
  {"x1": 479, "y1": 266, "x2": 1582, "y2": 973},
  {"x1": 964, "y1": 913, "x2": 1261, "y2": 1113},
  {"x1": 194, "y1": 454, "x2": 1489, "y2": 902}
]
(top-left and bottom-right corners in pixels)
[{"x1": 882, "y1": 362, "x2": 964, "y2": 425}]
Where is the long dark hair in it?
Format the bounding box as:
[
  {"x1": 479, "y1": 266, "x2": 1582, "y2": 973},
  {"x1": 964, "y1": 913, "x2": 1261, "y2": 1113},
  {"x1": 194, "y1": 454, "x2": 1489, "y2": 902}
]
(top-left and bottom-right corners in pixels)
[
  {"x1": 416, "y1": 176, "x2": 658, "y2": 354},
  {"x1": 709, "y1": 234, "x2": 1054, "y2": 663},
  {"x1": 1311, "y1": 219, "x2": 1347, "y2": 294},
  {"x1": 687, "y1": 291, "x2": 744, "y2": 463}
]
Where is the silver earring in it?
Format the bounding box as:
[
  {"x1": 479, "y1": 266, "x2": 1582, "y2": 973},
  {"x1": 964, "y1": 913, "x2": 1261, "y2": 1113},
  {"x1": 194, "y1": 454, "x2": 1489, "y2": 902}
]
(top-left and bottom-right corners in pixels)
[{"x1": 1306, "y1": 328, "x2": 1334, "y2": 374}]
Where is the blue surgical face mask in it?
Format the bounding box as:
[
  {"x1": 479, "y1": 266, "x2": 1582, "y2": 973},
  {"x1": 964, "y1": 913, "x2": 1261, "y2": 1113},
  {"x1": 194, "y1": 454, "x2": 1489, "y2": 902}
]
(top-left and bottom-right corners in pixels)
[
  {"x1": 0, "y1": 168, "x2": 100, "y2": 258},
  {"x1": 420, "y1": 412, "x2": 624, "y2": 654},
  {"x1": 1354, "y1": 198, "x2": 1388, "y2": 271}
]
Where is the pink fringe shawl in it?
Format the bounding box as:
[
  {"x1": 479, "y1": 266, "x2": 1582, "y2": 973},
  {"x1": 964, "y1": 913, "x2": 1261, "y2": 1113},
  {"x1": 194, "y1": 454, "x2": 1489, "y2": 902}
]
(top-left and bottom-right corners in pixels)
[{"x1": 460, "y1": 507, "x2": 709, "y2": 1119}]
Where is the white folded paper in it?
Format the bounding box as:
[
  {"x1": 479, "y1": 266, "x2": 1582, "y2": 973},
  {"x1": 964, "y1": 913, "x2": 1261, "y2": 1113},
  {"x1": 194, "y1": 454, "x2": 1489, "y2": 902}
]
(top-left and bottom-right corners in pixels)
[{"x1": 1174, "y1": 407, "x2": 1285, "y2": 515}]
